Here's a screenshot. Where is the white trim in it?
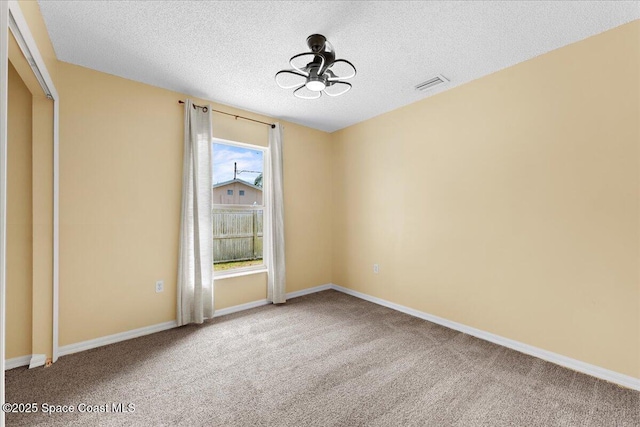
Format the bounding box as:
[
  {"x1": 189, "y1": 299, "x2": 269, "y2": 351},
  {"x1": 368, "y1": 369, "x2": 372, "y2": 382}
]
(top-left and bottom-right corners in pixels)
[
  {"x1": 285, "y1": 283, "x2": 332, "y2": 299},
  {"x1": 213, "y1": 299, "x2": 269, "y2": 317},
  {"x1": 5, "y1": 354, "x2": 30, "y2": 370},
  {"x1": 214, "y1": 266, "x2": 267, "y2": 280},
  {"x1": 211, "y1": 284, "x2": 335, "y2": 316},
  {"x1": 52, "y1": 98, "x2": 59, "y2": 362},
  {"x1": 7, "y1": 2, "x2": 58, "y2": 100},
  {"x1": 212, "y1": 136, "x2": 268, "y2": 153},
  {"x1": 7, "y1": 12, "x2": 51, "y2": 98},
  {"x1": 28, "y1": 353, "x2": 46, "y2": 369},
  {"x1": 0, "y1": 3, "x2": 8, "y2": 426},
  {"x1": 58, "y1": 321, "x2": 178, "y2": 357},
  {"x1": 7, "y1": 1, "x2": 60, "y2": 364},
  {"x1": 56, "y1": 284, "x2": 334, "y2": 358},
  {"x1": 329, "y1": 284, "x2": 640, "y2": 391},
  {"x1": 212, "y1": 284, "x2": 334, "y2": 317},
  {"x1": 21, "y1": 281, "x2": 640, "y2": 393}
]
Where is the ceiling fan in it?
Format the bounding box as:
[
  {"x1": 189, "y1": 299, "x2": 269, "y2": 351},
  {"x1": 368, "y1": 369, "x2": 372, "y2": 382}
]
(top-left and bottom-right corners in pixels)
[{"x1": 275, "y1": 34, "x2": 356, "y2": 99}]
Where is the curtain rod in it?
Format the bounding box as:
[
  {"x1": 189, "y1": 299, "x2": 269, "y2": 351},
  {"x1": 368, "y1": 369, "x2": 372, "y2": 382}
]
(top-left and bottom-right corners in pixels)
[{"x1": 178, "y1": 100, "x2": 275, "y2": 128}]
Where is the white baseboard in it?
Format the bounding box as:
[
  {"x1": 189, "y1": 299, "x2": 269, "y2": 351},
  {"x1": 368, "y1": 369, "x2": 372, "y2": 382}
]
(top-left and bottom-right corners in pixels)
[
  {"x1": 329, "y1": 284, "x2": 640, "y2": 391},
  {"x1": 212, "y1": 284, "x2": 333, "y2": 317},
  {"x1": 285, "y1": 283, "x2": 333, "y2": 299},
  {"x1": 214, "y1": 299, "x2": 269, "y2": 317},
  {"x1": 5, "y1": 355, "x2": 31, "y2": 370},
  {"x1": 58, "y1": 321, "x2": 178, "y2": 357},
  {"x1": 56, "y1": 283, "x2": 334, "y2": 359},
  {"x1": 28, "y1": 354, "x2": 47, "y2": 369},
  {"x1": 18, "y1": 283, "x2": 640, "y2": 391}
]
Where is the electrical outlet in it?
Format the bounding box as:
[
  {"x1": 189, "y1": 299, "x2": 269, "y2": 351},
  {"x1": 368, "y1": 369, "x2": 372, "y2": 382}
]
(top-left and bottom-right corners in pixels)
[
  {"x1": 373, "y1": 264, "x2": 379, "y2": 274},
  {"x1": 155, "y1": 280, "x2": 164, "y2": 293}
]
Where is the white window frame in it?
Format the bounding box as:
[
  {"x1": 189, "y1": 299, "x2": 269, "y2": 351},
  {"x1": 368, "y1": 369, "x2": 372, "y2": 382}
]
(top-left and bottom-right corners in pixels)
[{"x1": 212, "y1": 137, "x2": 269, "y2": 278}]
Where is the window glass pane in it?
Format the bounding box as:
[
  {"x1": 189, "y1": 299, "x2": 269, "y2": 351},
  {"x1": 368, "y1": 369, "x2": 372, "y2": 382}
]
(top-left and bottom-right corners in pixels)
[
  {"x1": 213, "y1": 208, "x2": 263, "y2": 271},
  {"x1": 213, "y1": 143, "x2": 264, "y2": 206},
  {"x1": 212, "y1": 141, "x2": 266, "y2": 273}
]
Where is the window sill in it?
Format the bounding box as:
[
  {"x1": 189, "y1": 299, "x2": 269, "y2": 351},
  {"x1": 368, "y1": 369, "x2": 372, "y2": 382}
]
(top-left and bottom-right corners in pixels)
[{"x1": 214, "y1": 267, "x2": 268, "y2": 280}]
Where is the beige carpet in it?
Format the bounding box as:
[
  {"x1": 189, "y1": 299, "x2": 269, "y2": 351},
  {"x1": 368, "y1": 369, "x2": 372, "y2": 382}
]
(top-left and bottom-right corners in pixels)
[{"x1": 5, "y1": 290, "x2": 639, "y2": 426}]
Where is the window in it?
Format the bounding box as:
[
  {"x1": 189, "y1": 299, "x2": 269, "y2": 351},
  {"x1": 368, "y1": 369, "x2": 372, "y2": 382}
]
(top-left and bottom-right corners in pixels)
[{"x1": 212, "y1": 139, "x2": 267, "y2": 275}]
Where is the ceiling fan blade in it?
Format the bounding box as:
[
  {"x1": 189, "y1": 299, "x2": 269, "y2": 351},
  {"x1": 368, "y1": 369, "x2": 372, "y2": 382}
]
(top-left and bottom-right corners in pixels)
[
  {"x1": 275, "y1": 70, "x2": 308, "y2": 89},
  {"x1": 323, "y1": 81, "x2": 351, "y2": 97},
  {"x1": 327, "y1": 59, "x2": 356, "y2": 80},
  {"x1": 293, "y1": 85, "x2": 322, "y2": 100},
  {"x1": 290, "y1": 52, "x2": 325, "y2": 74}
]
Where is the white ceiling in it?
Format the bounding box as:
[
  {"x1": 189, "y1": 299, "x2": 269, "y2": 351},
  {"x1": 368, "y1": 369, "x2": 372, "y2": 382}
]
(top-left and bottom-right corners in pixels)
[{"x1": 38, "y1": 1, "x2": 639, "y2": 133}]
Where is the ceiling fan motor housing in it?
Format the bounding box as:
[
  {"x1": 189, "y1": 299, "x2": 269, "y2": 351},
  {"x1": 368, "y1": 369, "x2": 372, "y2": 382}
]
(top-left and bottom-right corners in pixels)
[
  {"x1": 307, "y1": 34, "x2": 335, "y2": 71},
  {"x1": 307, "y1": 34, "x2": 327, "y2": 52}
]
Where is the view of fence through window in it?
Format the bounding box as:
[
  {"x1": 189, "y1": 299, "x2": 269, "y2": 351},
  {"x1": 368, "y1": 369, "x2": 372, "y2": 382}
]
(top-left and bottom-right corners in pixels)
[{"x1": 212, "y1": 141, "x2": 265, "y2": 272}]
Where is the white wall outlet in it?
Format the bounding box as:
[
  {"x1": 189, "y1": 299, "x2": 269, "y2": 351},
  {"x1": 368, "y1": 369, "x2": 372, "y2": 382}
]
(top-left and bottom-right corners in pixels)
[
  {"x1": 155, "y1": 280, "x2": 164, "y2": 293},
  {"x1": 373, "y1": 264, "x2": 379, "y2": 274}
]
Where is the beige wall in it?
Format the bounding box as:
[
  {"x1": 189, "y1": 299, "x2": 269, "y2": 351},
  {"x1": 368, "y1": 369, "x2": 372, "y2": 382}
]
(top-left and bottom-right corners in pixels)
[
  {"x1": 332, "y1": 21, "x2": 640, "y2": 379},
  {"x1": 56, "y1": 61, "x2": 333, "y2": 346},
  {"x1": 13, "y1": 1, "x2": 638, "y2": 380},
  {"x1": 6, "y1": 62, "x2": 33, "y2": 359}
]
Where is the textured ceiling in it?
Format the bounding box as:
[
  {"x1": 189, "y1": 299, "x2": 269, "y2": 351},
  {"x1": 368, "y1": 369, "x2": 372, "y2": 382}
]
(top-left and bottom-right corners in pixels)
[{"x1": 38, "y1": 1, "x2": 639, "y2": 132}]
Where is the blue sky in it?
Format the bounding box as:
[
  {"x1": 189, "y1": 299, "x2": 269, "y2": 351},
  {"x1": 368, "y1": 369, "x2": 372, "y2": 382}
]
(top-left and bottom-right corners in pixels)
[{"x1": 212, "y1": 143, "x2": 263, "y2": 185}]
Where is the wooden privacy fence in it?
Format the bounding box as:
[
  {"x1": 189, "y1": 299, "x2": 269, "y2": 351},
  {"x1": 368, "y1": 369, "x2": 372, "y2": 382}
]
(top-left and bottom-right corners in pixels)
[{"x1": 213, "y1": 209, "x2": 263, "y2": 263}]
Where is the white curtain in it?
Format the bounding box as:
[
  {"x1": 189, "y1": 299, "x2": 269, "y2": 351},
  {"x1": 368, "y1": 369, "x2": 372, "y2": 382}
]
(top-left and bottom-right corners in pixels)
[
  {"x1": 267, "y1": 123, "x2": 286, "y2": 304},
  {"x1": 177, "y1": 99, "x2": 214, "y2": 326}
]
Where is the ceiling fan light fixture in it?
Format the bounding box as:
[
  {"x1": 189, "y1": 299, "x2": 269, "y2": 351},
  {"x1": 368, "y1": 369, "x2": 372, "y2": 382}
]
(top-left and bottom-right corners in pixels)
[
  {"x1": 275, "y1": 34, "x2": 356, "y2": 99},
  {"x1": 305, "y1": 76, "x2": 326, "y2": 91},
  {"x1": 306, "y1": 80, "x2": 326, "y2": 91}
]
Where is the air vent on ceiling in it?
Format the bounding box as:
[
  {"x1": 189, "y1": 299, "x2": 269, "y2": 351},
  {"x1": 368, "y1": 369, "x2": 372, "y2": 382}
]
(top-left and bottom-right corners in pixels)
[{"x1": 415, "y1": 75, "x2": 449, "y2": 92}]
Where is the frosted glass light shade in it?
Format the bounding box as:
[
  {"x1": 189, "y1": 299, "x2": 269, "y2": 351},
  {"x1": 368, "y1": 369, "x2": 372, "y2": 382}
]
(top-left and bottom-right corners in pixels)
[{"x1": 305, "y1": 80, "x2": 326, "y2": 91}]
